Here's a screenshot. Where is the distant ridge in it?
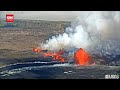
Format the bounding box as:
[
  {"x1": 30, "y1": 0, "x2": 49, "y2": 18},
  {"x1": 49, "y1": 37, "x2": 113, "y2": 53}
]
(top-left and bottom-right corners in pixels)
[{"x1": 0, "y1": 19, "x2": 71, "y2": 29}]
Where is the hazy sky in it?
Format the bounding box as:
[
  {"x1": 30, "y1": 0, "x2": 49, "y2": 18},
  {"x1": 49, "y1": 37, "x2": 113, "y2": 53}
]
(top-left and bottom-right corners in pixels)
[{"x1": 0, "y1": 11, "x2": 82, "y2": 21}]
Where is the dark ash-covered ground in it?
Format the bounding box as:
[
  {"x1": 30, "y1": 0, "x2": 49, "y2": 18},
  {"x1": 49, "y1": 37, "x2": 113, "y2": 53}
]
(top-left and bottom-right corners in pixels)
[
  {"x1": 0, "y1": 20, "x2": 70, "y2": 66},
  {"x1": 0, "y1": 20, "x2": 120, "y2": 79},
  {"x1": 0, "y1": 57, "x2": 119, "y2": 79}
]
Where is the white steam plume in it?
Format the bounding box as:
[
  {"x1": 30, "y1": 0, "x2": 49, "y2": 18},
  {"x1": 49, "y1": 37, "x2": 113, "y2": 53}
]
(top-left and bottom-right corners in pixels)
[{"x1": 41, "y1": 11, "x2": 120, "y2": 57}]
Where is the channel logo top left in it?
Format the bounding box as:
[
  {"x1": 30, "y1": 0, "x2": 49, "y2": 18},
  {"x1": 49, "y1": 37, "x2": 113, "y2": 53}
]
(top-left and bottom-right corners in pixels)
[{"x1": 6, "y1": 14, "x2": 14, "y2": 22}]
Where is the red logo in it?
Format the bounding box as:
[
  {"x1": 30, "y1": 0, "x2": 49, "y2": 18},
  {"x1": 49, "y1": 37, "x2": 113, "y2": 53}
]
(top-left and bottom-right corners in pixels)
[{"x1": 6, "y1": 14, "x2": 14, "y2": 22}]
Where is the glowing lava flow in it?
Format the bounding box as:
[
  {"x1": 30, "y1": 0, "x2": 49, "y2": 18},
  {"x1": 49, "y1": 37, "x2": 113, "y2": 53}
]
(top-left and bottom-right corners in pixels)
[
  {"x1": 33, "y1": 48, "x2": 65, "y2": 62},
  {"x1": 74, "y1": 48, "x2": 94, "y2": 65},
  {"x1": 33, "y1": 47, "x2": 93, "y2": 65},
  {"x1": 33, "y1": 47, "x2": 41, "y2": 53},
  {"x1": 43, "y1": 49, "x2": 65, "y2": 62}
]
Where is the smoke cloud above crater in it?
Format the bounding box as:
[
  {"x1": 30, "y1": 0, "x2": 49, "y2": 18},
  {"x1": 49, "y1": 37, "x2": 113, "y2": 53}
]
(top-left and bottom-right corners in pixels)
[{"x1": 41, "y1": 11, "x2": 120, "y2": 56}]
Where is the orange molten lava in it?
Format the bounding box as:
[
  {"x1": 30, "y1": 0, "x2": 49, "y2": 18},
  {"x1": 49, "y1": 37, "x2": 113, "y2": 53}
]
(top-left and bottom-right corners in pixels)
[
  {"x1": 53, "y1": 53, "x2": 65, "y2": 62},
  {"x1": 43, "y1": 52, "x2": 57, "y2": 57},
  {"x1": 74, "y1": 48, "x2": 93, "y2": 65},
  {"x1": 43, "y1": 49, "x2": 65, "y2": 62},
  {"x1": 53, "y1": 49, "x2": 64, "y2": 62},
  {"x1": 33, "y1": 48, "x2": 41, "y2": 53}
]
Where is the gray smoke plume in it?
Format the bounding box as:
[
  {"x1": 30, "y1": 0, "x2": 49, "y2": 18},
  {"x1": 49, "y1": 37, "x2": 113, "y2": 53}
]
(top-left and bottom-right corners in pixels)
[{"x1": 41, "y1": 11, "x2": 120, "y2": 58}]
